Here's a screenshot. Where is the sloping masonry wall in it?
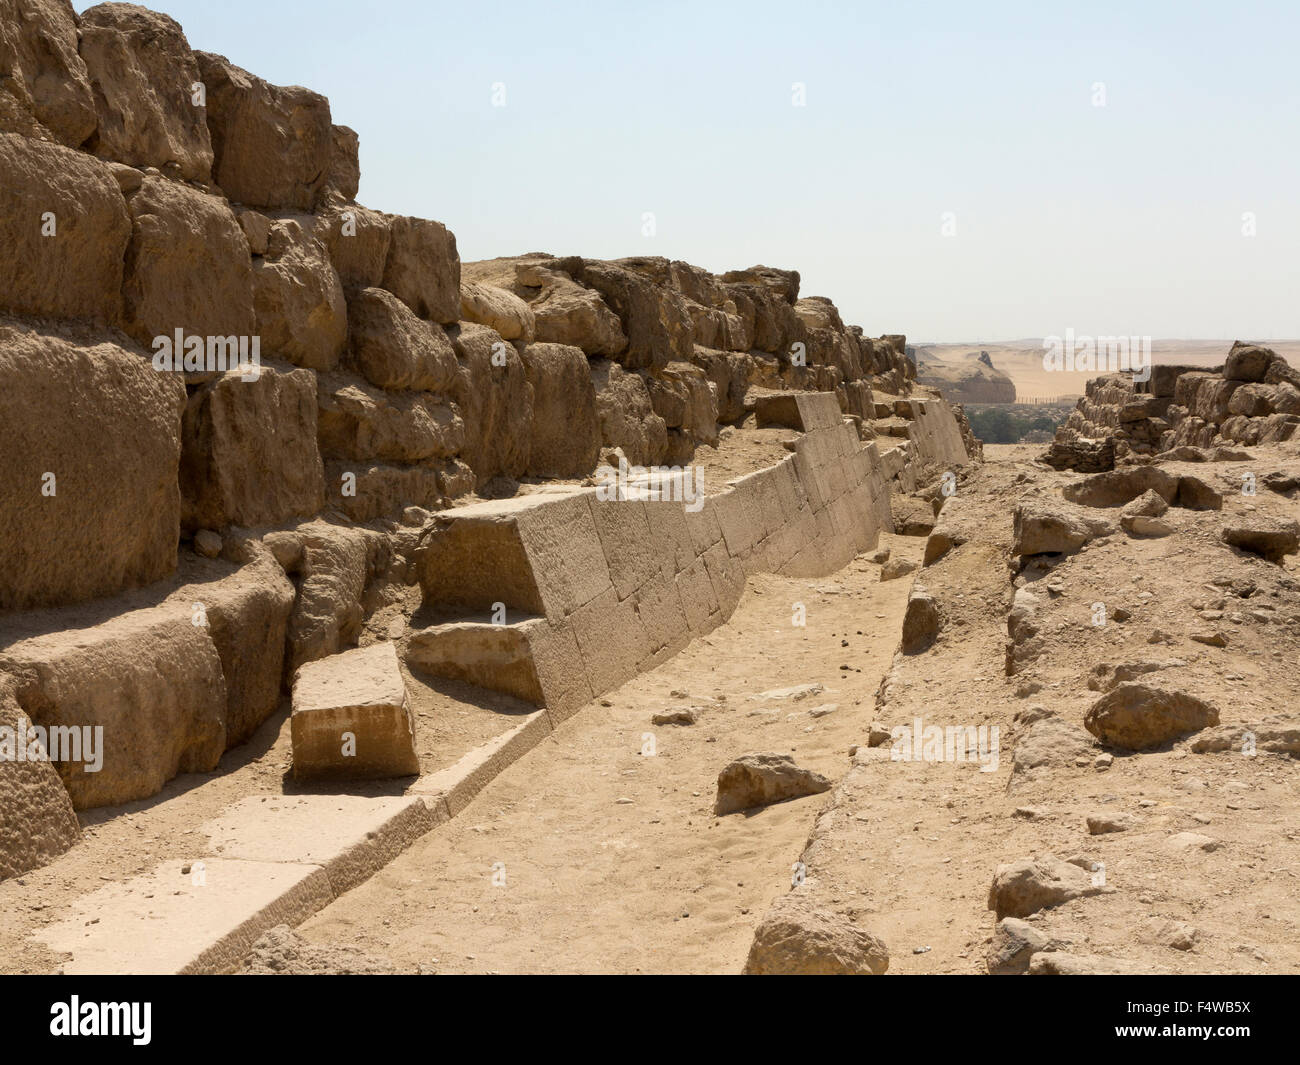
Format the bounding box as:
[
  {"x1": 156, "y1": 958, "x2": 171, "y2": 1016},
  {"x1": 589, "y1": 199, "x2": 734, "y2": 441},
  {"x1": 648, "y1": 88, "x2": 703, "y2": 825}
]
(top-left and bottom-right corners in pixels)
[{"x1": 0, "y1": 0, "x2": 979, "y2": 881}]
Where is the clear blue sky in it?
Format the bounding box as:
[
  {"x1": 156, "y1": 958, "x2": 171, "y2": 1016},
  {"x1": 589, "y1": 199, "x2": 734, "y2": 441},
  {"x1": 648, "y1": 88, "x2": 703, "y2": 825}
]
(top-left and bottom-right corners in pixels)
[{"x1": 94, "y1": 0, "x2": 1300, "y2": 342}]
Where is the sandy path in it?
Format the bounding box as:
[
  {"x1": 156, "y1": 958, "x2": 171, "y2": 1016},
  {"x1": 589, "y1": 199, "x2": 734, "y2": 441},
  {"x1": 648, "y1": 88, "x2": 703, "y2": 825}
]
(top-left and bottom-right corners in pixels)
[{"x1": 295, "y1": 535, "x2": 921, "y2": 974}]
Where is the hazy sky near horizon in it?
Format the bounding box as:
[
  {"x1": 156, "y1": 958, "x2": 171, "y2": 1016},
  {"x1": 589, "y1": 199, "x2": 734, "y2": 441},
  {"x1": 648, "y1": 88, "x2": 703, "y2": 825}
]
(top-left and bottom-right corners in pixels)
[{"x1": 101, "y1": 0, "x2": 1300, "y2": 342}]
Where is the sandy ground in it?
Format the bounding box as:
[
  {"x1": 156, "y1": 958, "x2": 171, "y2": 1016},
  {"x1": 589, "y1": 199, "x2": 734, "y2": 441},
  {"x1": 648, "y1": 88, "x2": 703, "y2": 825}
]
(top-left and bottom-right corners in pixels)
[{"x1": 293, "y1": 536, "x2": 922, "y2": 974}]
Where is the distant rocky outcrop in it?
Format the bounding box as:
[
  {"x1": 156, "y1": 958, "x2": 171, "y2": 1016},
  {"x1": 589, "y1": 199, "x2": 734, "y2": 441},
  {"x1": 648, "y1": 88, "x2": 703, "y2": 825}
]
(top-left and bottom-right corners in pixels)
[{"x1": 917, "y1": 350, "x2": 1016, "y2": 404}]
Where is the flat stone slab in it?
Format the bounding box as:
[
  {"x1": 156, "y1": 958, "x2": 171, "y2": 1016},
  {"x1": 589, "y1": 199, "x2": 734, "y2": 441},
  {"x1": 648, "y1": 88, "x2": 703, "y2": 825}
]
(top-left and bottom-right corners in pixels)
[
  {"x1": 291, "y1": 641, "x2": 419, "y2": 780},
  {"x1": 35, "y1": 858, "x2": 333, "y2": 974},
  {"x1": 201, "y1": 794, "x2": 444, "y2": 896}
]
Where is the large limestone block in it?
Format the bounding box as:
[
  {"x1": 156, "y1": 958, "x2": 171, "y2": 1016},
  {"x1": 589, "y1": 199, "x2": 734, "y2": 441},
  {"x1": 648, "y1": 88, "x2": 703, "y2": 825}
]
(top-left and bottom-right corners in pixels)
[
  {"x1": 589, "y1": 496, "x2": 659, "y2": 599},
  {"x1": 317, "y1": 373, "x2": 464, "y2": 463},
  {"x1": 381, "y1": 215, "x2": 460, "y2": 324},
  {"x1": 322, "y1": 459, "x2": 448, "y2": 523},
  {"x1": 191, "y1": 554, "x2": 295, "y2": 747},
  {"x1": 195, "y1": 51, "x2": 331, "y2": 210},
  {"x1": 0, "y1": 133, "x2": 130, "y2": 324},
  {"x1": 251, "y1": 216, "x2": 347, "y2": 371},
  {"x1": 79, "y1": 3, "x2": 213, "y2": 180},
  {"x1": 315, "y1": 203, "x2": 390, "y2": 289},
  {"x1": 345, "y1": 286, "x2": 457, "y2": 392},
  {"x1": 570, "y1": 585, "x2": 652, "y2": 695},
  {"x1": 513, "y1": 258, "x2": 626, "y2": 356},
  {"x1": 279, "y1": 522, "x2": 387, "y2": 673},
  {"x1": 520, "y1": 342, "x2": 601, "y2": 477},
  {"x1": 590, "y1": 359, "x2": 668, "y2": 466},
  {"x1": 319, "y1": 123, "x2": 359, "y2": 203},
  {"x1": 460, "y1": 281, "x2": 535, "y2": 342},
  {"x1": 0, "y1": 678, "x2": 80, "y2": 881},
  {"x1": 0, "y1": 0, "x2": 96, "y2": 145},
  {"x1": 0, "y1": 319, "x2": 185, "y2": 611},
  {"x1": 647, "y1": 362, "x2": 719, "y2": 446},
  {"x1": 405, "y1": 614, "x2": 594, "y2": 718},
  {"x1": 0, "y1": 603, "x2": 227, "y2": 809},
  {"x1": 407, "y1": 618, "x2": 549, "y2": 705},
  {"x1": 563, "y1": 257, "x2": 691, "y2": 370},
  {"x1": 291, "y1": 642, "x2": 419, "y2": 781},
  {"x1": 449, "y1": 323, "x2": 533, "y2": 481},
  {"x1": 418, "y1": 490, "x2": 612, "y2": 622},
  {"x1": 180, "y1": 363, "x2": 325, "y2": 531},
  {"x1": 122, "y1": 175, "x2": 255, "y2": 349}
]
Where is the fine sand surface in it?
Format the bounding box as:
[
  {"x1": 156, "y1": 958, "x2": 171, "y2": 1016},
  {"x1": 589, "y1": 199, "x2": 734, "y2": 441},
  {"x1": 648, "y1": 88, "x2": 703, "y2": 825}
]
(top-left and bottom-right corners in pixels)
[{"x1": 293, "y1": 536, "x2": 922, "y2": 974}]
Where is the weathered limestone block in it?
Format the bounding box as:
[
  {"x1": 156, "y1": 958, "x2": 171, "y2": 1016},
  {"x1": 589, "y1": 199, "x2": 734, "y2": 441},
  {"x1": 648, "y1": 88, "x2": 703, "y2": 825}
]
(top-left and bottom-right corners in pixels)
[
  {"x1": 407, "y1": 618, "x2": 550, "y2": 705},
  {"x1": 0, "y1": 318, "x2": 185, "y2": 611},
  {"x1": 561, "y1": 257, "x2": 690, "y2": 370},
  {"x1": 382, "y1": 215, "x2": 460, "y2": 324},
  {"x1": 519, "y1": 342, "x2": 601, "y2": 477},
  {"x1": 180, "y1": 363, "x2": 325, "y2": 531},
  {"x1": 78, "y1": 3, "x2": 213, "y2": 180},
  {"x1": 319, "y1": 123, "x2": 359, "y2": 203},
  {"x1": 460, "y1": 281, "x2": 535, "y2": 342},
  {"x1": 418, "y1": 490, "x2": 612, "y2": 623},
  {"x1": 0, "y1": 0, "x2": 97, "y2": 145},
  {"x1": 315, "y1": 203, "x2": 390, "y2": 289},
  {"x1": 317, "y1": 374, "x2": 464, "y2": 463},
  {"x1": 0, "y1": 677, "x2": 81, "y2": 880},
  {"x1": 277, "y1": 521, "x2": 390, "y2": 672},
  {"x1": 291, "y1": 642, "x2": 418, "y2": 780},
  {"x1": 0, "y1": 602, "x2": 227, "y2": 809},
  {"x1": 0, "y1": 133, "x2": 130, "y2": 324},
  {"x1": 449, "y1": 323, "x2": 533, "y2": 481},
  {"x1": 344, "y1": 286, "x2": 457, "y2": 393},
  {"x1": 510, "y1": 258, "x2": 627, "y2": 355},
  {"x1": 195, "y1": 50, "x2": 332, "y2": 210},
  {"x1": 647, "y1": 362, "x2": 719, "y2": 446},
  {"x1": 192, "y1": 554, "x2": 295, "y2": 747},
  {"x1": 122, "y1": 175, "x2": 255, "y2": 350},
  {"x1": 251, "y1": 216, "x2": 347, "y2": 371},
  {"x1": 322, "y1": 459, "x2": 451, "y2": 523},
  {"x1": 590, "y1": 360, "x2": 667, "y2": 466}
]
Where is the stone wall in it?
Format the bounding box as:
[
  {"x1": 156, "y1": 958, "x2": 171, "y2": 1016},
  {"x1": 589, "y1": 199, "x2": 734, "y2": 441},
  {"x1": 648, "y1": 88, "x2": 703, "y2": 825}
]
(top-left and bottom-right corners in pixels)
[
  {"x1": 0, "y1": 1, "x2": 976, "y2": 878},
  {"x1": 1044, "y1": 343, "x2": 1300, "y2": 469}
]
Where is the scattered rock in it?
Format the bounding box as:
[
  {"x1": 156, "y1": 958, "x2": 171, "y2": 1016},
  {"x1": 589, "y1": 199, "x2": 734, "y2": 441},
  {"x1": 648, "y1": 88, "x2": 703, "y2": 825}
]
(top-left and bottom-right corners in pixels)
[
  {"x1": 744, "y1": 889, "x2": 888, "y2": 975},
  {"x1": 715, "y1": 753, "x2": 831, "y2": 815},
  {"x1": 880, "y1": 558, "x2": 917, "y2": 581},
  {"x1": 1083, "y1": 684, "x2": 1219, "y2": 751},
  {"x1": 987, "y1": 855, "x2": 1108, "y2": 919}
]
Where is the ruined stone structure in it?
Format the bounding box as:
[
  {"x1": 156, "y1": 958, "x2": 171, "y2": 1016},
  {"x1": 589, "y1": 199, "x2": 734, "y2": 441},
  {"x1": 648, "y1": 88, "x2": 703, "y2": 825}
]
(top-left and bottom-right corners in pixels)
[
  {"x1": 1044, "y1": 342, "x2": 1300, "y2": 470},
  {"x1": 0, "y1": 0, "x2": 978, "y2": 884}
]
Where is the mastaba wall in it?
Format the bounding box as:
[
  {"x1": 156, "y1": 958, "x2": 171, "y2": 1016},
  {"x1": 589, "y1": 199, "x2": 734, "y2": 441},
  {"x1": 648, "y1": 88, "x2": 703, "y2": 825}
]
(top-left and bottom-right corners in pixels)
[{"x1": 0, "y1": 1, "x2": 978, "y2": 879}]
